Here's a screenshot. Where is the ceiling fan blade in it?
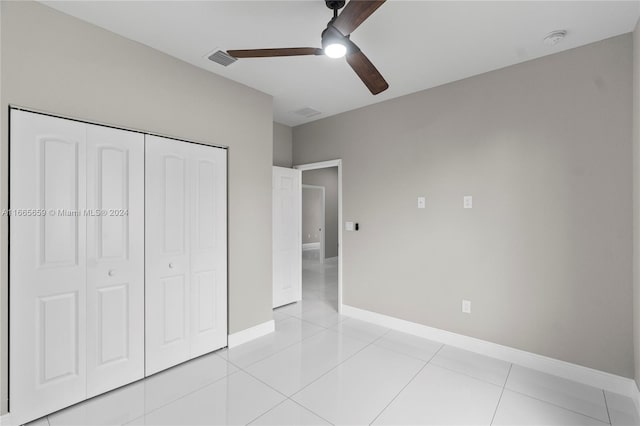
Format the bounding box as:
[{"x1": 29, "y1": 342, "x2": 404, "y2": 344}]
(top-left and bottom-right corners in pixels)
[
  {"x1": 333, "y1": 0, "x2": 386, "y2": 36},
  {"x1": 227, "y1": 48, "x2": 323, "y2": 58},
  {"x1": 346, "y1": 49, "x2": 388, "y2": 95}
]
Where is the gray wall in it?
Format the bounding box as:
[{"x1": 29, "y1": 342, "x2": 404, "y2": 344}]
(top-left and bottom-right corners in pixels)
[
  {"x1": 273, "y1": 122, "x2": 293, "y2": 167},
  {"x1": 302, "y1": 168, "x2": 339, "y2": 259},
  {"x1": 302, "y1": 186, "x2": 323, "y2": 244},
  {"x1": 0, "y1": 1, "x2": 274, "y2": 413},
  {"x1": 293, "y1": 35, "x2": 633, "y2": 378},
  {"x1": 634, "y1": 18, "x2": 640, "y2": 390}
]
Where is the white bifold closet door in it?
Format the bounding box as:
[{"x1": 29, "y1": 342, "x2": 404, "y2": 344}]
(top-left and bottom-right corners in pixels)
[
  {"x1": 272, "y1": 167, "x2": 302, "y2": 308},
  {"x1": 9, "y1": 110, "x2": 144, "y2": 425},
  {"x1": 145, "y1": 135, "x2": 227, "y2": 376},
  {"x1": 85, "y1": 124, "x2": 145, "y2": 397}
]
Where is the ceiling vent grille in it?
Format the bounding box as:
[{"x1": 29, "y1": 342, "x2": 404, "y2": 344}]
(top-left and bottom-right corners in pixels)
[
  {"x1": 208, "y1": 50, "x2": 237, "y2": 67},
  {"x1": 293, "y1": 107, "x2": 322, "y2": 118}
]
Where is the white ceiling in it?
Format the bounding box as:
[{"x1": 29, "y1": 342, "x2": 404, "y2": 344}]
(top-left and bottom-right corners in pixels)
[{"x1": 43, "y1": 1, "x2": 640, "y2": 126}]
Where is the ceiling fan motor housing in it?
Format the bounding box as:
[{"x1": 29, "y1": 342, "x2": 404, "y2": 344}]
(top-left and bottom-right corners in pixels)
[
  {"x1": 325, "y1": 0, "x2": 346, "y2": 10},
  {"x1": 321, "y1": 24, "x2": 358, "y2": 55},
  {"x1": 322, "y1": 25, "x2": 346, "y2": 48}
]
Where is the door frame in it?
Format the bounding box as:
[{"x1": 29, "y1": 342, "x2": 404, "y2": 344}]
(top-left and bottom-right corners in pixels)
[
  {"x1": 301, "y1": 184, "x2": 325, "y2": 264},
  {"x1": 294, "y1": 160, "x2": 343, "y2": 313}
]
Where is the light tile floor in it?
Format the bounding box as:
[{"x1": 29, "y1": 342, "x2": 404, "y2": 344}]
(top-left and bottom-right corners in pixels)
[{"x1": 24, "y1": 256, "x2": 640, "y2": 426}]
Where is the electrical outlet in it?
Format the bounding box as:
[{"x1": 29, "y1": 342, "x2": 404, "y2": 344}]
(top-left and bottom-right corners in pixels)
[{"x1": 462, "y1": 299, "x2": 471, "y2": 314}]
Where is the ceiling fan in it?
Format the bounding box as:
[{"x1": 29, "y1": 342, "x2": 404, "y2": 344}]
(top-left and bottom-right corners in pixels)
[{"x1": 227, "y1": 0, "x2": 389, "y2": 95}]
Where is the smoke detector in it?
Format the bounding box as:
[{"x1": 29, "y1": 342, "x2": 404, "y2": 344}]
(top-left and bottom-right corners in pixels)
[{"x1": 543, "y1": 30, "x2": 567, "y2": 46}]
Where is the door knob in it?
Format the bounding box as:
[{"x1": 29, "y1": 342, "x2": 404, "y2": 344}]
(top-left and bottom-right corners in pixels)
[
  {"x1": 169, "y1": 263, "x2": 175, "y2": 269},
  {"x1": 108, "y1": 269, "x2": 116, "y2": 277}
]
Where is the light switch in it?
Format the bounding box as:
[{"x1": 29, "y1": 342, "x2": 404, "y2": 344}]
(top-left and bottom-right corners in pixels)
[
  {"x1": 345, "y1": 221, "x2": 354, "y2": 231},
  {"x1": 417, "y1": 196, "x2": 426, "y2": 209},
  {"x1": 463, "y1": 196, "x2": 473, "y2": 209},
  {"x1": 462, "y1": 300, "x2": 471, "y2": 314}
]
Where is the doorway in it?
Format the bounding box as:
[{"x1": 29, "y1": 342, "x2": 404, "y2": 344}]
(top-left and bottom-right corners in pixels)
[{"x1": 295, "y1": 160, "x2": 342, "y2": 313}]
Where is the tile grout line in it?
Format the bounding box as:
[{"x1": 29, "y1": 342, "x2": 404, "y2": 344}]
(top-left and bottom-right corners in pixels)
[
  {"x1": 602, "y1": 390, "x2": 612, "y2": 425},
  {"x1": 490, "y1": 363, "x2": 512, "y2": 425},
  {"x1": 228, "y1": 306, "x2": 348, "y2": 374},
  {"x1": 426, "y1": 362, "x2": 507, "y2": 388},
  {"x1": 284, "y1": 331, "x2": 395, "y2": 424},
  {"x1": 236, "y1": 350, "x2": 336, "y2": 425},
  {"x1": 244, "y1": 399, "x2": 290, "y2": 426},
  {"x1": 327, "y1": 321, "x2": 394, "y2": 345},
  {"x1": 290, "y1": 299, "x2": 341, "y2": 319},
  {"x1": 137, "y1": 369, "x2": 243, "y2": 422},
  {"x1": 324, "y1": 303, "x2": 611, "y2": 425},
  {"x1": 370, "y1": 336, "x2": 443, "y2": 363},
  {"x1": 504, "y1": 387, "x2": 611, "y2": 425},
  {"x1": 368, "y1": 343, "x2": 445, "y2": 425},
  {"x1": 233, "y1": 312, "x2": 374, "y2": 426},
  {"x1": 139, "y1": 314, "x2": 341, "y2": 425},
  {"x1": 226, "y1": 318, "x2": 331, "y2": 370},
  {"x1": 501, "y1": 363, "x2": 513, "y2": 387},
  {"x1": 288, "y1": 329, "x2": 392, "y2": 400},
  {"x1": 285, "y1": 398, "x2": 336, "y2": 426},
  {"x1": 140, "y1": 357, "x2": 331, "y2": 426},
  {"x1": 297, "y1": 316, "x2": 341, "y2": 330}
]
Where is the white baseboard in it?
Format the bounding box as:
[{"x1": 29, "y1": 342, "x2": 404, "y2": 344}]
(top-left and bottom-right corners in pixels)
[
  {"x1": 0, "y1": 412, "x2": 14, "y2": 426},
  {"x1": 341, "y1": 304, "x2": 638, "y2": 398},
  {"x1": 302, "y1": 242, "x2": 320, "y2": 251},
  {"x1": 632, "y1": 382, "x2": 640, "y2": 417},
  {"x1": 228, "y1": 320, "x2": 275, "y2": 348}
]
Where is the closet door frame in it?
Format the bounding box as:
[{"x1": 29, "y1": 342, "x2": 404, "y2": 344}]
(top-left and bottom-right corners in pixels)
[{"x1": 8, "y1": 106, "x2": 229, "y2": 424}]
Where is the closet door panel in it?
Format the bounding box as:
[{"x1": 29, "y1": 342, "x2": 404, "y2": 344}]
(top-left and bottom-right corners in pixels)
[
  {"x1": 189, "y1": 145, "x2": 227, "y2": 357},
  {"x1": 145, "y1": 135, "x2": 191, "y2": 375},
  {"x1": 86, "y1": 125, "x2": 144, "y2": 397},
  {"x1": 10, "y1": 110, "x2": 87, "y2": 425}
]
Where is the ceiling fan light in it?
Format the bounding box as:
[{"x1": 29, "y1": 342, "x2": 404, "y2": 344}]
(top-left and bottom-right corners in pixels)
[{"x1": 324, "y1": 43, "x2": 347, "y2": 59}]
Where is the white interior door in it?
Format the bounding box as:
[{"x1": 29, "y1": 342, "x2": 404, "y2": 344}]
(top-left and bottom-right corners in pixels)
[
  {"x1": 145, "y1": 135, "x2": 227, "y2": 375},
  {"x1": 145, "y1": 136, "x2": 191, "y2": 375},
  {"x1": 273, "y1": 167, "x2": 302, "y2": 308},
  {"x1": 188, "y1": 143, "x2": 227, "y2": 358},
  {"x1": 86, "y1": 124, "x2": 144, "y2": 397},
  {"x1": 10, "y1": 110, "x2": 88, "y2": 424}
]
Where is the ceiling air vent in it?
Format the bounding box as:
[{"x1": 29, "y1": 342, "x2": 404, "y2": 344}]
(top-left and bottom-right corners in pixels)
[
  {"x1": 208, "y1": 50, "x2": 237, "y2": 67},
  {"x1": 293, "y1": 107, "x2": 322, "y2": 118}
]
